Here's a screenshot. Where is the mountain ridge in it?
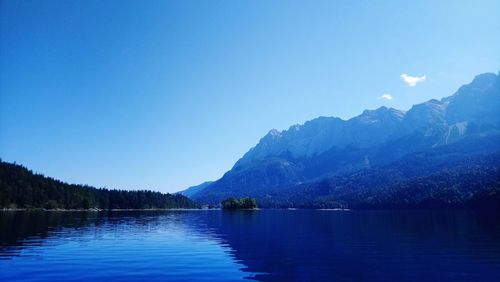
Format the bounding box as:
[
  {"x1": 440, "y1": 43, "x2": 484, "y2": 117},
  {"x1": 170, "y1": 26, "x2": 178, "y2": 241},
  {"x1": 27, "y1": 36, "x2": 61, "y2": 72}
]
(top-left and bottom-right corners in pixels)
[{"x1": 181, "y1": 71, "x2": 500, "y2": 208}]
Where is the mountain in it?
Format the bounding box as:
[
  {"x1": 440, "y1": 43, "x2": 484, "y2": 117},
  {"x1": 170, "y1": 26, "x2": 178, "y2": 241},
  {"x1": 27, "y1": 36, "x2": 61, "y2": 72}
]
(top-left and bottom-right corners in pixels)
[
  {"x1": 279, "y1": 136, "x2": 500, "y2": 209},
  {"x1": 179, "y1": 181, "x2": 213, "y2": 198},
  {"x1": 0, "y1": 161, "x2": 198, "y2": 209},
  {"x1": 183, "y1": 71, "x2": 500, "y2": 208}
]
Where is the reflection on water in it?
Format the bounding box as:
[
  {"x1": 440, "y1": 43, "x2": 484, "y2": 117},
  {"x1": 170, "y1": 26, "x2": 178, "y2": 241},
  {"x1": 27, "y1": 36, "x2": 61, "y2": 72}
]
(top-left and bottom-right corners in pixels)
[
  {"x1": 0, "y1": 210, "x2": 499, "y2": 281},
  {"x1": 0, "y1": 211, "x2": 251, "y2": 282}
]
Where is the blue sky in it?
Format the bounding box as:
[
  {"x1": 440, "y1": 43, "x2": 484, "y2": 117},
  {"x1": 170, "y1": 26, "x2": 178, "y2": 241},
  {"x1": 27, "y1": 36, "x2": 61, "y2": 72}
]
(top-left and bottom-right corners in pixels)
[{"x1": 1, "y1": 0, "x2": 499, "y2": 193}]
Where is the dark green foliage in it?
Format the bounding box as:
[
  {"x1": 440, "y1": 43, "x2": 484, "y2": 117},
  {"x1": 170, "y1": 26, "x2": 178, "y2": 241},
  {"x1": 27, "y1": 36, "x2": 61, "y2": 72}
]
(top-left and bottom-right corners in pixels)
[
  {"x1": 278, "y1": 152, "x2": 500, "y2": 209},
  {"x1": 221, "y1": 197, "x2": 258, "y2": 210},
  {"x1": 0, "y1": 161, "x2": 198, "y2": 210},
  {"x1": 197, "y1": 136, "x2": 500, "y2": 209}
]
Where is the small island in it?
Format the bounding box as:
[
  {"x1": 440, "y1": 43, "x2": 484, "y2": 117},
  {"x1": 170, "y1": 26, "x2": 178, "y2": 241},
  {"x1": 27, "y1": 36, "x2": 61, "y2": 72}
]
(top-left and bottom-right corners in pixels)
[{"x1": 221, "y1": 197, "x2": 258, "y2": 210}]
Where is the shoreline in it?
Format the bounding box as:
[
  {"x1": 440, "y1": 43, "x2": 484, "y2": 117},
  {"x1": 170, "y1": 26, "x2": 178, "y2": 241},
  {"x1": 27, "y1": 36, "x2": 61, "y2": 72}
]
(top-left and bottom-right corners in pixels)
[
  {"x1": 0, "y1": 208, "x2": 207, "y2": 212},
  {"x1": 2, "y1": 207, "x2": 494, "y2": 212}
]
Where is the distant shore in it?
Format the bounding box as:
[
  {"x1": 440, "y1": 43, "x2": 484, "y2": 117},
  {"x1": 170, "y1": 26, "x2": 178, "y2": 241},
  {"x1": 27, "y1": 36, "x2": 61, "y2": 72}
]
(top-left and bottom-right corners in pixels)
[{"x1": 0, "y1": 208, "x2": 207, "y2": 212}]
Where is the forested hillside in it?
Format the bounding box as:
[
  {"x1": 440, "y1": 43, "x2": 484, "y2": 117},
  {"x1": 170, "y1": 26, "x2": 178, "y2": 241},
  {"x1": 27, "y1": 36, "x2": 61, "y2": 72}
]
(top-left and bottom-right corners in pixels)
[
  {"x1": 278, "y1": 152, "x2": 500, "y2": 209},
  {"x1": 0, "y1": 161, "x2": 198, "y2": 209}
]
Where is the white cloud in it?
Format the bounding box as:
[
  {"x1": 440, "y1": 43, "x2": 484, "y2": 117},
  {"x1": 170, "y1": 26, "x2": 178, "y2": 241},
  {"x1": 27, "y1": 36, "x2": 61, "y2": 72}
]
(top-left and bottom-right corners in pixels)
[
  {"x1": 400, "y1": 73, "x2": 426, "y2": 87},
  {"x1": 378, "y1": 94, "x2": 393, "y2": 100}
]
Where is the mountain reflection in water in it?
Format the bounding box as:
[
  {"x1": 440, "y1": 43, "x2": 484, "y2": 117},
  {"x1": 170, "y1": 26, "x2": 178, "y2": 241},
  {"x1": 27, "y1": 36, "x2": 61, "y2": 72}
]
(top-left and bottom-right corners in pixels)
[{"x1": 1, "y1": 210, "x2": 499, "y2": 281}]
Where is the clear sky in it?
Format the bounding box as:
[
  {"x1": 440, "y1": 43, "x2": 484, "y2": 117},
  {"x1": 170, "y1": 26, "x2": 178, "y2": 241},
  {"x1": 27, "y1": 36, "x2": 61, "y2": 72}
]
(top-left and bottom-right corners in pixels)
[{"x1": 1, "y1": 0, "x2": 499, "y2": 193}]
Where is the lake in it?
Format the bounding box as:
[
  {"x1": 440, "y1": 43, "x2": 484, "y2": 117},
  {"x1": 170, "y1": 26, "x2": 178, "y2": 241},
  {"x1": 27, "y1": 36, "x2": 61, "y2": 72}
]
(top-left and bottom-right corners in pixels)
[{"x1": 0, "y1": 210, "x2": 499, "y2": 281}]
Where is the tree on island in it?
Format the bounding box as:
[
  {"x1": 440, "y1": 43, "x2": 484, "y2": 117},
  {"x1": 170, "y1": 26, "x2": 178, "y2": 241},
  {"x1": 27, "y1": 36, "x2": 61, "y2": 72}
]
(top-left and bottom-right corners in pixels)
[{"x1": 221, "y1": 197, "x2": 258, "y2": 210}]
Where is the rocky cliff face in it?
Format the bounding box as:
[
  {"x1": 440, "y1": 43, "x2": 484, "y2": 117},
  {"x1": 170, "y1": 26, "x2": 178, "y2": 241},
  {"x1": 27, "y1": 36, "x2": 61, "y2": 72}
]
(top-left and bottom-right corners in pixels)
[{"x1": 182, "y1": 72, "x2": 500, "y2": 207}]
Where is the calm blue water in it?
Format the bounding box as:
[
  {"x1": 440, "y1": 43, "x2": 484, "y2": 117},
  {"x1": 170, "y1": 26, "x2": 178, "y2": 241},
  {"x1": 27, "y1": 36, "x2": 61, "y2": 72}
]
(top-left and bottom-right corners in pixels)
[{"x1": 0, "y1": 210, "x2": 499, "y2": 281}]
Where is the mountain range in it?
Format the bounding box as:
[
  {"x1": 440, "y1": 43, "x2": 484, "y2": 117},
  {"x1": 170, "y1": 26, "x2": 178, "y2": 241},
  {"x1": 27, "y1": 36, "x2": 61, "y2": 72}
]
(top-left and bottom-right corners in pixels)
[{"x1": 181, "y1": 71, "x2": 500, "y2": 208}]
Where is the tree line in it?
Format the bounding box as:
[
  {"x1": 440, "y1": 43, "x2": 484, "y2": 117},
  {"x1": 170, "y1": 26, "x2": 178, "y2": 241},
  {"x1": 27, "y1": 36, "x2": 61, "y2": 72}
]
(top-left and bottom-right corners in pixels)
[{"x1": 0, "y1": 161, "x2": 198, "y2": 210}]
